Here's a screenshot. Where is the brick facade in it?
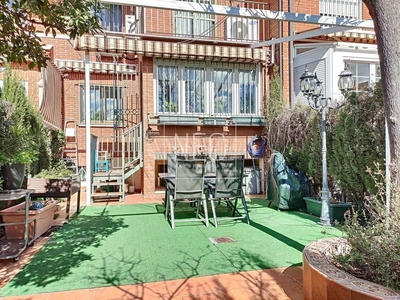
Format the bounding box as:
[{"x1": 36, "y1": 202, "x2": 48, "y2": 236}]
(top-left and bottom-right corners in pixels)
[{"x1": 4, "y1": 0, "x2": 374, "y2": 199}]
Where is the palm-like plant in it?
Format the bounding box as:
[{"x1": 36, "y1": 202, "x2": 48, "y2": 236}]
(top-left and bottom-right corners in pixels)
[{"x1": 0, "y1": 65, "x2": 44, "y2": 166}]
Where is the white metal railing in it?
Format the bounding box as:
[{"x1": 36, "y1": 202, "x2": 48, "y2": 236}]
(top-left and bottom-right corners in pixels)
[
  {"x1": 319, "y1": 0, "x2": 361, "y2": 19},
  {"x1": 95, "y1": 122, "x2": 142, "y2": 173},
  {"x1": 122, "y1": 122, "x2": 142, "y2": 173},
  {"x1": 99, "y1": 0, "x2": 271, "y2": 43}
]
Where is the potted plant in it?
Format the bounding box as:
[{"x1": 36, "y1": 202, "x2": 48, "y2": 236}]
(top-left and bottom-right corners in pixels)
[
  {"x1": 28, "y1": 161, "x2": 75, "y2": 195},
  {"x1": 0, "y1": 64, "x2": 44, "y2": 190}
]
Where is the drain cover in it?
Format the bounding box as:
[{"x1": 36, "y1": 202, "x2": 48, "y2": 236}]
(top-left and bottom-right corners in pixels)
[{"x1": 209, "y1": 236, "x2": 236, "y2": 244}]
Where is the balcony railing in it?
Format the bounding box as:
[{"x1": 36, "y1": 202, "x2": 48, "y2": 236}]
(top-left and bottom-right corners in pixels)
[
  {"x1": 319, "y1": 0, "x2": 361, "y2": 19},
  {"x1": 100, "y1": 0, "x2": 271, "y2": 43}
]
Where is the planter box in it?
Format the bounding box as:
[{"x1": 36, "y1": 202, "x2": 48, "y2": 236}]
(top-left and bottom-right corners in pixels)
[
  {"x1": 28, "y1": 178, "x2": 73, "y2": 196},
  {"x1": 27, "y1": 178, "x2": 81, "y2": 220},
  {"x1": 303, "y1": 238, "x2": 400, "y2": 299},
  {"x1": 0, "y1": 201, "x2": 57, "y2": 240},
  {"x1": 303, "y1": 197, "x2": 352, "y2": 222}
]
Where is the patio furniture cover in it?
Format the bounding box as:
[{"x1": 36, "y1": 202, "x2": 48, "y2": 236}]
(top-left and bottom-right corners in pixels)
[
  {"x1": 266, "y1": 152, "x2": 311, "y2": 210},
  {"x1": 164, "y1": 155, "x2": 209, "y2": 229},
  {"x1": 207, "y1": 155, "x2": 250, "y2": 227}
]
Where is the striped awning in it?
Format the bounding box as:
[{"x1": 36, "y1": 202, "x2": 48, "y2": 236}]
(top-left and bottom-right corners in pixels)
[
  {"x1": 55, "y1": 59, "x2": 137, "y2": 74},
  {"x1": 74, "y1": 35, "x2": 269, "y2": 63},
  {"x1": 321, "y1": 30, "x2": 376, "y2": 44}
]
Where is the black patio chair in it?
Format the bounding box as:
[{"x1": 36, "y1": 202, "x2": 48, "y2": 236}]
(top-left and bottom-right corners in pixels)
[
  {"x1": 207, "y1": 155, "x2": 250, "y2": 227},
  {"x1": 164, "y1": 155, "x2": 209, "y2": 229}
]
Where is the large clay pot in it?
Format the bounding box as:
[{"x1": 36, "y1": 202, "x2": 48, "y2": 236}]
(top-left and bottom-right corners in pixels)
[{"x1": 1, "y1": 163, "x2": 26, "y2": 190}]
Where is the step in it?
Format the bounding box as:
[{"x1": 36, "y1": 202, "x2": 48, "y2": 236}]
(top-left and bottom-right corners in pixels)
[
  {"x1": 93, "y1": 174, "x2": 123, "y2": 181},
  {"x1": 91, "y1": 192, "x2": 123, "y2": 197},
  {"x1": 92, "y1": 181, "x2": 122, "y2": 186}
]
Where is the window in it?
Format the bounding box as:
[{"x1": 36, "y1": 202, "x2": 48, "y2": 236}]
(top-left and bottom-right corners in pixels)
[
  {"x1": 174, "y1": 0, "x2": 215, "y2": 38},
  {"x1": 239, "y1": 69, "x2": 256, "y2": 114},
  {"x1": 155, "y1": 60, "x2": 260, "y2": 116},
  {"x1": 319, "y1": 0, "x2": 361, "y2": 19},
  {"x1": 80, "y1": 85, "x2": 123, "y2": 124},
  {"x1": 346, "y1": 62, "x2": 381, "y2": 92},
  {"x1": 157, "y1": 65, "x2": 178, "y2": 113},
  {"x1": 100, "y1": 4, "x2": 122, "y2": 32},
  {"x1": 184, "y1": 66, "x2": 205, "y2": 113},
  {"x1": 213, "y1": 68, "x2": 233, "y2": 114}
]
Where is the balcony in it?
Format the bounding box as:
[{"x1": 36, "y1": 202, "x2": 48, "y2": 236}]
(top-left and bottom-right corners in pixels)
[{"x1": 99, "y1": 0, "x2": 271, "y2": 44}]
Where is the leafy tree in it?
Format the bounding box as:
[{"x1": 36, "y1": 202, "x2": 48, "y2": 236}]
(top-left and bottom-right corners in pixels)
[
  {"x1": 0, "y1": 0, "x2": 103, "y2": 69},
  {"x1": 363, "y1": 1, "x2": 400, "y2": 186}
]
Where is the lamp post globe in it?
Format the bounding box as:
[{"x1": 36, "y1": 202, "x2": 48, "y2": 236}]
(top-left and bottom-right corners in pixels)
[
  {"x1": 300, "y1": 67, "x2": 316, "y2": 96},
  {"x1": 338, "y1": 68, "x2": 355, "y2": 95}
]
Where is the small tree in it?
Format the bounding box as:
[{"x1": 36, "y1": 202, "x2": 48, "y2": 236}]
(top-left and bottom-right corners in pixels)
[
  {"x1": 329, "y1": 82, "x2": 385, "y2": 204},
  {"x1": 0, "y1": 64, "x2": 44, "y2": 169}
]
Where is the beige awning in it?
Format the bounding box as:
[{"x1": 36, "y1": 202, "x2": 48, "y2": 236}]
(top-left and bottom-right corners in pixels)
[
  {"x1": 55, "y1": 59, "x2": 137, "y2": 74},
  {"x1": 323, "y1": 30, "x2": 376, "y2": 44},
  {"x1": 74, "y1": 35, "x2": 269, "y2": 63}
]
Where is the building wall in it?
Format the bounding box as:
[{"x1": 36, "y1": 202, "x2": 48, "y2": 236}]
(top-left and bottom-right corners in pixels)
[
  {"x1": 2, "y1": 1, "x2": 377, "y2": 198},
  {"x1": 140, "y1": 57, "x2": 264, "y2": 196}
]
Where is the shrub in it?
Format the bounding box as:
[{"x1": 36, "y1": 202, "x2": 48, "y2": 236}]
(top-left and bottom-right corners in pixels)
[
  {"x1": 329, "y1": 83, "x2": 385, "y2": 205},
  {"x1": 266, "y1": 82, "x2": 385, "y2": 203},
  {"x1": 34, "y1": 161, "x2": 72, "y2": 179},
  {"x1": 335, "y1": 167, "x2": 400, "y2": 291},
  {"x1": 0, "y1": 64, "x2": 44, "y2": 168}
]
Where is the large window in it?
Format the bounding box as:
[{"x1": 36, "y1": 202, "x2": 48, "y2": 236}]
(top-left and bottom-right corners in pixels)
[
  {"x1": 174, "y1": 0, "x2": 215, "y2": 38},
  {"x1": 155, "y1": 60, "x2": 260, "y2": 116},
  {"x1": 319, "y1": 0, "x2": 361, "y2": 19},
  {"x1": 346, "y1": 61, "x2": 381, "y2": 92},
  {"x1": 100, "y1": 4, "x2": 122, "y2": 32},
  {"x1": 80, "y1": 85, "x2": 123, "y2": 124}
]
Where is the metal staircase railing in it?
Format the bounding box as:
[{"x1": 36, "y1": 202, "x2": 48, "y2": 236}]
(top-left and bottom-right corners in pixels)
[
  {"x1": 122, "y1": 122, "x2": 143, "y2": 180},
  {"x1": 91, "y1": 122, "x2": 143, "y2": 202}
]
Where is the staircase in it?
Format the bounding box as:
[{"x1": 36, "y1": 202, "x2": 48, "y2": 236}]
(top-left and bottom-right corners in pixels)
[
  {"x1": 62, "y1": 119, "x2": 79, "y2": 174},
  {"x1": 91, "y1": 123, "x2": 143, "y2": 202}
]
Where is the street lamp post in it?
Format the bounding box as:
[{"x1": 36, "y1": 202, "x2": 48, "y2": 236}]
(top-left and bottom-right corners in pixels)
[{"x1": 299, "y1": 66, "x2": 354, "y2": 226}]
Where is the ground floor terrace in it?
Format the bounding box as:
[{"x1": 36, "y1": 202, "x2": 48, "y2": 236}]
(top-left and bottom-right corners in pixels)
[{"x1": 0, "y1": 187, "x2": 340, "y2": 300}]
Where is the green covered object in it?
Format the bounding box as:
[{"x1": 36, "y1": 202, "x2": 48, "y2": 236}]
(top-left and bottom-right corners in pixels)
[{"x1": 267, "y1": 152, "x2": 311, "y2": 210}]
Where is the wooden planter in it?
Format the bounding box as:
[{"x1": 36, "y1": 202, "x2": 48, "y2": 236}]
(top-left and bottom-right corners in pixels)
[
  {"x1": 303, "y1": 197, "x2": 352, "y2": 222},
  {"x1": 0, "y1": 201, "x2": 57, "y2": 239},
  {"x1": 27, "y1": 178, "x2": 81, "y2": 220}
]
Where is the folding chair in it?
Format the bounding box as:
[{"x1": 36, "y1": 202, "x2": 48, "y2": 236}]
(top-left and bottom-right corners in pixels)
[
  {"x1": 207, "y1": 155, "x2": 250, "y2": 227},
  {"x1": 165, "y1": 155, "x2": 209, "y2": 229}
]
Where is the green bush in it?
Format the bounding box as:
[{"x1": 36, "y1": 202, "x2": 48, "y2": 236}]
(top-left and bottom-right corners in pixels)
[
  {"x1": 335, "y1": 168, "x2": 400, "y2": 291},
  {"x1": 329, "y1": 84, "x2": 385, "y2": 204},
  {"x1": 267, "y1": 82, "x2": 385, "y2": 204},
  {"x1": 0, "y1": 64, "x2": 44, "y2": 168},
  {"x1": 34, "y1": 161, "x2": 72, "y2": 179}
]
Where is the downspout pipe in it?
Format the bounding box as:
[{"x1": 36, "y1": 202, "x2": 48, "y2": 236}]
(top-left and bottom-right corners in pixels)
[
  {"x1": 278, "y1": 0, "x2": 283, "y2": 83},
  {"x1": 289, "y1": 0, "x2": 294, "y2": 108}
]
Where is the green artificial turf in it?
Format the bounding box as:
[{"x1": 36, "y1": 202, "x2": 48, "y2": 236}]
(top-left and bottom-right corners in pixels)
[{"x1": 1, "y1": 198, "x2": 345, "y2": 296}]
